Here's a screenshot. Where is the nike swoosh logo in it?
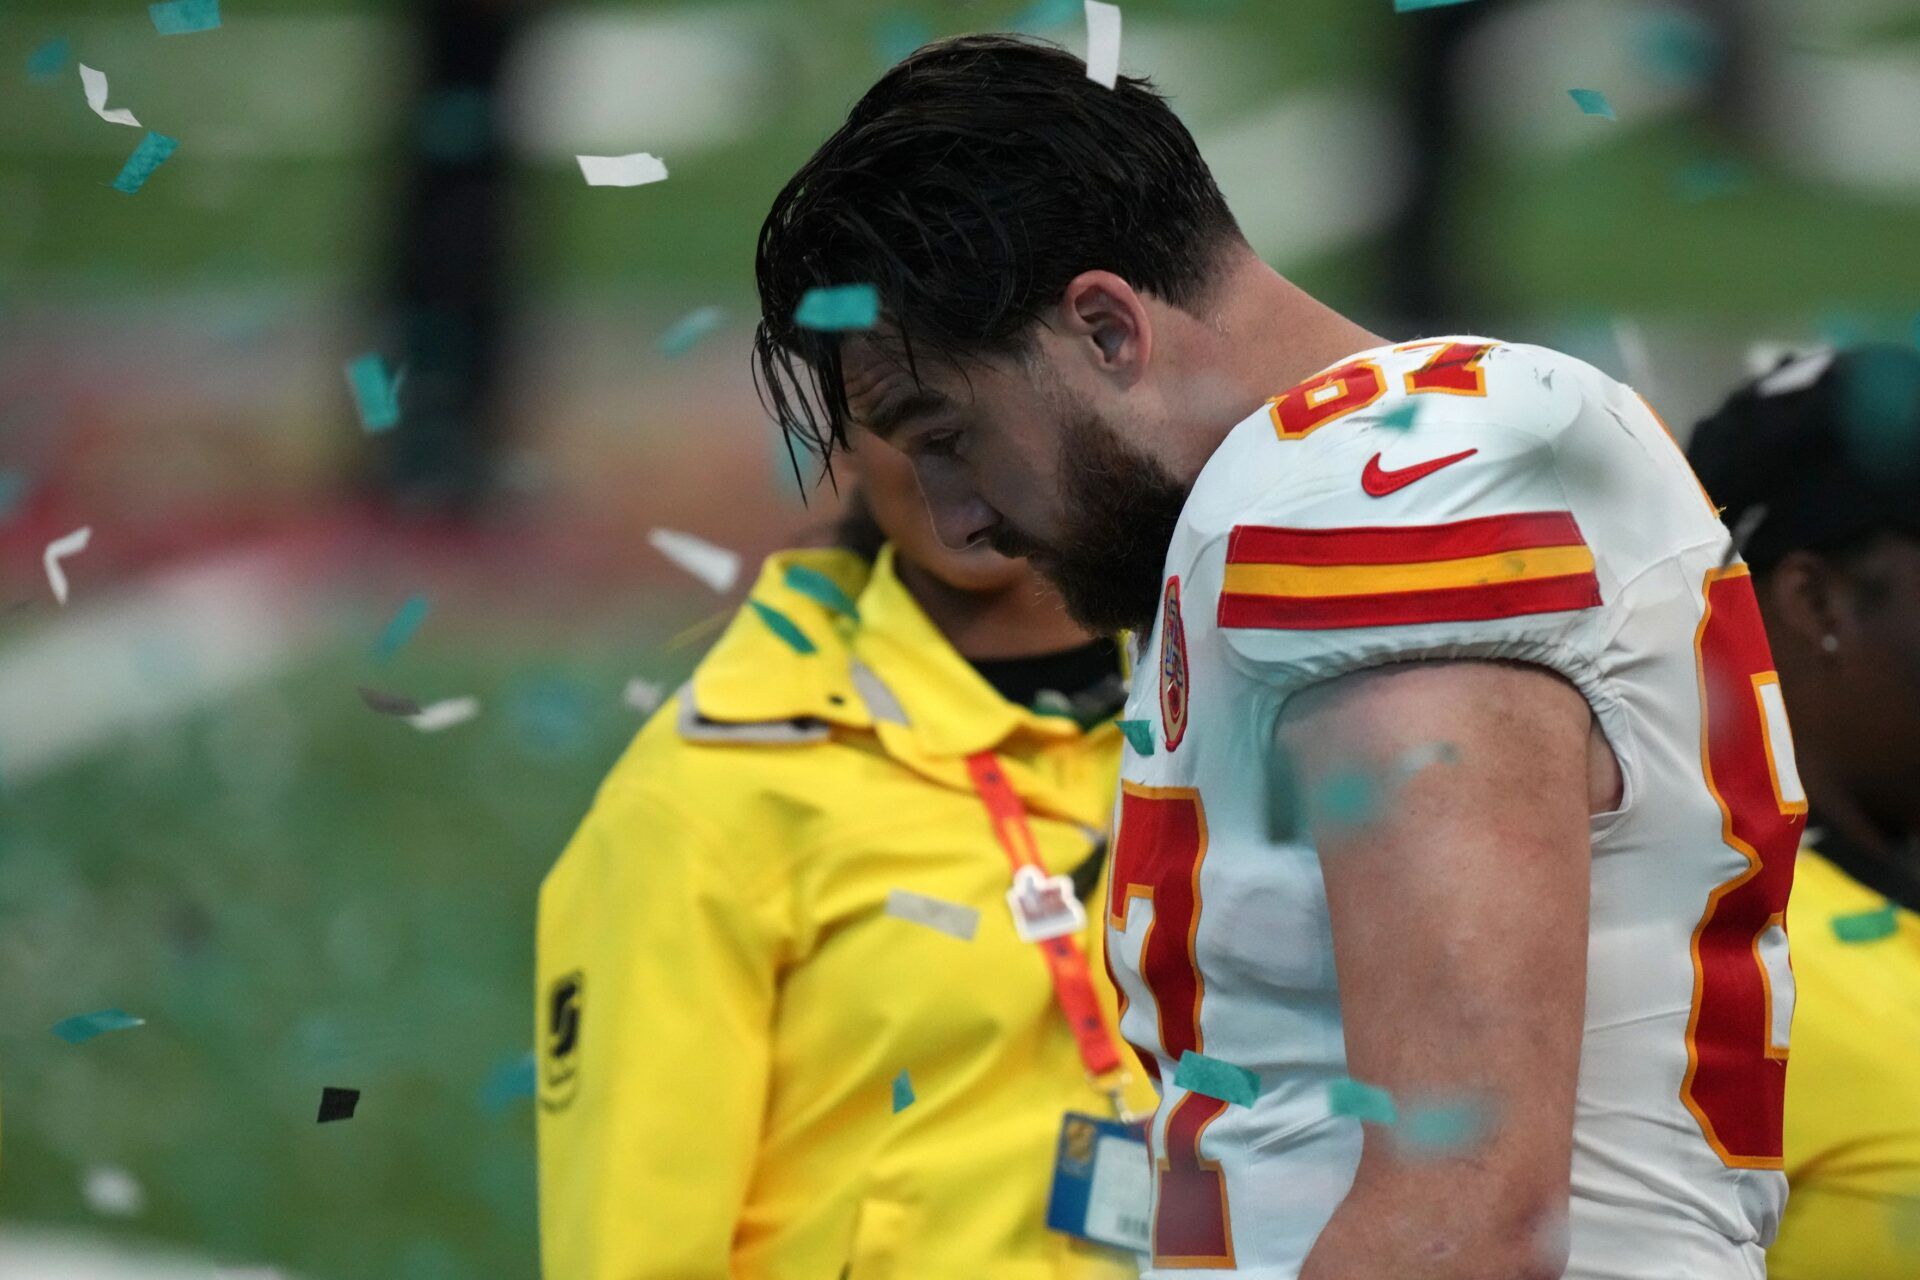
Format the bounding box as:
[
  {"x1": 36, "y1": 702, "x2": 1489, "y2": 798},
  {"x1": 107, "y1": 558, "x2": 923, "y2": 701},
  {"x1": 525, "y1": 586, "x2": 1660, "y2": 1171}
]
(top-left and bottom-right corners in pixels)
[{"x1": 1361, "y1": 447, "x2": 1479, "y2": 497}]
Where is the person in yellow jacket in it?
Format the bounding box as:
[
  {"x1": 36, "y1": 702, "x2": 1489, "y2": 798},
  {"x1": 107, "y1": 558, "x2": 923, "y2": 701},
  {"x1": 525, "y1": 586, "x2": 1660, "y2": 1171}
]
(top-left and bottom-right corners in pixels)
[
  {"x1": 535, "y1": 433, "x2": 1156, "y2": 1279},
  {"x1": 1689, "y1": 348, "x2": 1920, "y2": 1277}
]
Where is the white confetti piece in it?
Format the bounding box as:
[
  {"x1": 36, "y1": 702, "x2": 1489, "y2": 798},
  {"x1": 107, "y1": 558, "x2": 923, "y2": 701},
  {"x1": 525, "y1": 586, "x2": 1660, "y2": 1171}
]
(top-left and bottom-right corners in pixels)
[
  {"x1": 44, "y1": 526, "x2": 90, "y2": 605},
  {"x1": 78, "y1": 64, "x2": 141, "y2": 128},
  {"x1": 406, "y1": 695, "x2": 480, "y2": 732},
  {"x1": 1729, "y1": 503, "x2": 1770, "y2": 554},
  {"x1": 1084, "y1": 2, "x2": 1122, "y2": 89},
  {"x1": 1757, "y1": 349, "x2": 1835, "y2": 397},
  {"x1": 658, "y1": 305, "x2": 726, "y2": 357},
  {"x1": 577, "y1": 152, "x2": 669, "y2": 187},
  {"x1": 885, "y1": 889, "x2": 981, "y2": 941},
  {"x1": 1611, "y1": 317, "x2": 1655, "y2": 398},
  {"x1": 648, "y1": 528, "x2": 740, "y2": 593},
  {"x1": 624, "y1": 678, "x2": 666, "y2": 714},
  {"x1": 81, "y1": 1165, "x2": 146, "y2": 1217}
]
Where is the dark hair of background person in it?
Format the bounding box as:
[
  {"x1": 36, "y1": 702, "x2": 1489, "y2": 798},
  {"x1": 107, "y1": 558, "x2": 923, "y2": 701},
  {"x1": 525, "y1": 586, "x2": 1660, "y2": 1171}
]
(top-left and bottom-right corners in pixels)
[
  {"x1": 752, "y1": 33, "x2": 1244, "y2": 469},
  {"x1": 1687, "y1": 343, "x2": 1920, "y2": 905},
  {"x1": 1688, "y1": 344, "x2": 1920, "y2": 576}
]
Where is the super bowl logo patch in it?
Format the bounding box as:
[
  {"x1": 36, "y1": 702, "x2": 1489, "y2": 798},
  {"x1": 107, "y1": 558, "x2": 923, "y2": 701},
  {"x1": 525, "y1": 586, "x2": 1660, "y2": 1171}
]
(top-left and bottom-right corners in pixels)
[
  {"x1": 1160, "y1": 576, "x2": 1189, "y2": 752},
  {"x1": 540, "y1": 971, "x2": 583, "y2": 1112}
]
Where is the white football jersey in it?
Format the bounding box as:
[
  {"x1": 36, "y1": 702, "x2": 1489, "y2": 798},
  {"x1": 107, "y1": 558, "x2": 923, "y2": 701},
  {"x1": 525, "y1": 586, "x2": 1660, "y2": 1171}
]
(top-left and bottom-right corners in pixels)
[{"x1": 1107, "y1": 339, "x2": 1803, "y2": 1279}]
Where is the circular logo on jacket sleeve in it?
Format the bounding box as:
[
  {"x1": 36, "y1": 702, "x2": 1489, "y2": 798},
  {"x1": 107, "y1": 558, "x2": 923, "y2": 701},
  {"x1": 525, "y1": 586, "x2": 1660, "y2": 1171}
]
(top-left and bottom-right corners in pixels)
[{"x1": 1160, "y1": 576, "x2": 1189, "y2": 752}]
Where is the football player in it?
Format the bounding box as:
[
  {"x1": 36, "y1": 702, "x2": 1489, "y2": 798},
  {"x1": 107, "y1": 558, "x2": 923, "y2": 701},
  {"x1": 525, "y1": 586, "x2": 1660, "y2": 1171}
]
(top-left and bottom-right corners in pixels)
[{"x1": 753, "y1": 35, "x2": 1801, "y2": 1280}]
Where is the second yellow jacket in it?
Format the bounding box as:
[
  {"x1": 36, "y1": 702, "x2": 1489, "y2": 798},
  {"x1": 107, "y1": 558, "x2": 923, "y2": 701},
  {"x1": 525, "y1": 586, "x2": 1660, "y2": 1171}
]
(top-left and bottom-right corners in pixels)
[
  {"x1": 536, "y1": 545, "x2": 1154, "y2": 1280},
  {"x1": 1769, "y1": 849, "x2": 1920, "y2": 1278}
]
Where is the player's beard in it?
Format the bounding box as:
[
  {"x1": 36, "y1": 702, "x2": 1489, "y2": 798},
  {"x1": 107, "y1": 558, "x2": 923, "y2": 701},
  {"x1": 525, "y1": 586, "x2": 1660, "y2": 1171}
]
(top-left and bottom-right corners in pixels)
[{"x1": 991, "y1": 404, "x2": 1191, "y2": 637}]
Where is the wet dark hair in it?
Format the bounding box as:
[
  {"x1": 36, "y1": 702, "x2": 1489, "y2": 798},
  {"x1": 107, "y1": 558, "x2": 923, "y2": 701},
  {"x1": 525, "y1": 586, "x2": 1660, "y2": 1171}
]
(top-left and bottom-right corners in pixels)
[{"x1": 753, "y1": 33, "x2": 1243, "y2": 471}]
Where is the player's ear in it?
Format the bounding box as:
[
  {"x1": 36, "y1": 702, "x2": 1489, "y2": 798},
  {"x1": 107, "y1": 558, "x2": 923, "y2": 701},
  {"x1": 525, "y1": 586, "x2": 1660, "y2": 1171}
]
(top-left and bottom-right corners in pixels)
[{"x1": 1056, "y1": 270, "x2": 1151, "y2": 386}]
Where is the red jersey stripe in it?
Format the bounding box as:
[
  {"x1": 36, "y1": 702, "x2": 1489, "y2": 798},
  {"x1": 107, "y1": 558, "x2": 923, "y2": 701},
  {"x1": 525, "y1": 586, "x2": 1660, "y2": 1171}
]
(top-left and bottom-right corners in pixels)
[
  {"x1": 1217, "y1": 571, "x2": 1602, "y2": 631},
  {"x1": 1226, "y1": 511, "x2": 1585, "y2": 568}
]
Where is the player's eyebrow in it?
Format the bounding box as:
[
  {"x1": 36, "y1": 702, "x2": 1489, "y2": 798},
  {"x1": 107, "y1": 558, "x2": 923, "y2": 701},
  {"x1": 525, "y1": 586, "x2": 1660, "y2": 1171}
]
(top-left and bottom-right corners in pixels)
[{"x1": 862, "y1": 389, "x2": 951, "y2": 440}]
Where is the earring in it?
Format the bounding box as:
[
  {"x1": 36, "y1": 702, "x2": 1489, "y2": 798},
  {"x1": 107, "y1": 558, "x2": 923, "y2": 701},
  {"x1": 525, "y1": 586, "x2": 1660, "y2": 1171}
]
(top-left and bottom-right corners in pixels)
[{"x1": 1822, "y1": 634, "x2": 1840, "y2": 654}]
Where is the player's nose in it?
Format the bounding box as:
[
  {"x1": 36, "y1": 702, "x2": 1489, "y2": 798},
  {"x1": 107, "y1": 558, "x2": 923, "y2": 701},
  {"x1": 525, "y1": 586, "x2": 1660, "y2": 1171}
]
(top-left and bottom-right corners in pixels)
[{"x1": 913, "y1": 460, "x2": 999, "y2": 551}]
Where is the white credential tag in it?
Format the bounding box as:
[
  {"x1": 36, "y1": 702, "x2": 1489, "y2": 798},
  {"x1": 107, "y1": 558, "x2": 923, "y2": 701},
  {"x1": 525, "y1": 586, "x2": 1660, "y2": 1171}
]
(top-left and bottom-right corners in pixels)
[
  {"x1": 1007, "y1": 865, "x2": 1088, "y2": 943},
  {"x1": 1085, "y1": 1133, "x2": 1153, "y2": 1253}
]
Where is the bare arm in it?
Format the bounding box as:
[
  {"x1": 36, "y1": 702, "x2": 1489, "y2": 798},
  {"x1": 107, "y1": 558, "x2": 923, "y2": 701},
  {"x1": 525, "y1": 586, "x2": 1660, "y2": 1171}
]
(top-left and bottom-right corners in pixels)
[{"x1": 1290, "y1": 660, "x2": 1602, "y2": 1280}]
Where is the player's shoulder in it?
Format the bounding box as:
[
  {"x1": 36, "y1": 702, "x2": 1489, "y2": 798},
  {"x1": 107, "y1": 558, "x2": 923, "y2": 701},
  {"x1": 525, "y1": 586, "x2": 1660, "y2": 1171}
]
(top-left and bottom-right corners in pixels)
[
  {"x1": 1181, "y1": 336, "x2": 1636, "y2": 546},
  {"x1": 1280, "y1": 335, "x2": 1620, "y2": 441}
]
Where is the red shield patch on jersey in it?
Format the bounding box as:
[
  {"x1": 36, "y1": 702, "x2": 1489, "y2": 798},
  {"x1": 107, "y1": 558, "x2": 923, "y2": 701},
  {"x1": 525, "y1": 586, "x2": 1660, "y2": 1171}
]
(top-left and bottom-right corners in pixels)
[{"x1": 1160, "y1": 576, "x2": 1189, "y2": 752}]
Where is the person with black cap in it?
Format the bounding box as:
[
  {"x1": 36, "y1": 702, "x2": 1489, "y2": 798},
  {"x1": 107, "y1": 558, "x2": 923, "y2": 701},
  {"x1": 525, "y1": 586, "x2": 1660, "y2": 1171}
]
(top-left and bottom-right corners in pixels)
[{"x1": 1688, "y1": 343, "x2": 1920, "y2": 1279}]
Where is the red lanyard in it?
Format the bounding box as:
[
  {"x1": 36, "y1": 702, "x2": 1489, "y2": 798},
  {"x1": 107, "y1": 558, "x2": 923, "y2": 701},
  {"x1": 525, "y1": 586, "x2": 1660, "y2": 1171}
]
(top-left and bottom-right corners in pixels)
[{"x1": 965, "y1": 752, "x2": 1127, "y2": 1091}]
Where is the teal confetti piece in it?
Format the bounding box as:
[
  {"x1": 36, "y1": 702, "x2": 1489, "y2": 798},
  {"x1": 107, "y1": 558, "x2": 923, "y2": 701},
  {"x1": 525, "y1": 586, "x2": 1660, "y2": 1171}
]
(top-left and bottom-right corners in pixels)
[
  {"x1": 1309, "y1": 747, "x2": 1453, "y2": 829},
  {"x1": 1634, "y1": 10, "x2": 1720, "y2": 87},
  {"x1": 1327, "y1": 1076, "x2": 1398, "y2": 1125},
  {"x1": 374, "y1": 593, "x2": 430, "y2": 659},
  {"x1": 149, "y1": 0, "x2": 222, "y2": 35},
  {"x1": 1116, "y1": 719, "x2": 1156, "y2": 755},
  {"x1": 0, "y1": 471, "x2": 27, "y2": 520},
  {"x1": 794, "y1": 284, "x2": 879, "y2": 332},
  {"x1": 1377, "y1": 401, "x2": 1420, "y2": 431},
  {"x1": 874, "y1": 13, "x2": 934, "y2": 64},
  {"x1": 783, "y1": 563, "x2": 861, "y2": 620},
  {"x1": 1266, "y1": 739, "x2": 1306, "y2": 842},
  {"x1": 52, "y1": 1009, "x2": 146, "y2": 1045},
  {"x1": 111, "y1": 132, "x2": 179, "y2": 194},
  {"x1": 1672, "y1": 158, "x2": 1751, "y2": 203},
  {"x1": 1568, "y1": 89, "x2": 1617, "y2": 121},
  {"x1": 1311, "y1": 768, "x2": 1380, "y2": 826},
  {"x1": 1832, "y1": 904, "x2": 1899, "y2": 944},
  {"x1": 506, "y1": 672, "x2": 593, "y2": 756},
  {"x1": 658, "y1": 305, "x2": 726, "y2": 358},
  {"x1": 27, "y1": 37, "x2": 71, "y2": 81},
  {"x1": 1815, "y1": 310, "x2": 1866, "y2": 348},
  {"x1": 416, "y1": 87, "x2": 492, "y2": 164},
  {"x1": 891, "y1": 1069, "x2": 915, "y2": 1113},
  {"x1": 345, "y1": 353, "x2": 402, "y2": 432},
  {"x1": 1174, "y1": 1051, "x2": 1259, "y2": 1107},
  {"x1": 1397, "y1": 1100, "x2": 1489, "y2": 1154},
  {"x1": 479, "y1": 1051, "x2": 536, "y2": 1111},
  {"x1": 1012, "y1": 0, "x2": 1082, "y2": 31},
  {"x1": 1395, "y1": 0, "x2": 1479, "y2": 10},
  {"x1": 749, "y1": 600, "x2": 817, "y2": 655},
  {"x1": 1835, "y1": 346, "x2": 1920, "y2": 477}
]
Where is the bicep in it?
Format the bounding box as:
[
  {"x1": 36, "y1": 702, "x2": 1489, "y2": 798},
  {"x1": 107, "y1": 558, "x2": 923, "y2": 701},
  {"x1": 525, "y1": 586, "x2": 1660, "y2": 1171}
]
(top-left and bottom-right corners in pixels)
[{"x1": 1280, "y1": 660, "x2": 1592, "y2": 1183}]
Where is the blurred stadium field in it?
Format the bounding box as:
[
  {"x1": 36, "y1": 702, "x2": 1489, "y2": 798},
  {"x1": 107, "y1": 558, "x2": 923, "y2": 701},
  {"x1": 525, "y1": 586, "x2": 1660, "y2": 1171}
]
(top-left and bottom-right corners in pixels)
[
  {"x1": 1, "y1": 585, "x2": 716, "y2": 1277},
  {"x1": 1, "y1": 0, "x2": 1918, "y2": 1276}
]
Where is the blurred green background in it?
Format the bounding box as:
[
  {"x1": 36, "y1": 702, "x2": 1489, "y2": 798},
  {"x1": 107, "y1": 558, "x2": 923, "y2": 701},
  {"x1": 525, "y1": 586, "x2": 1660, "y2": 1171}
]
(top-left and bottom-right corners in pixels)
[{"x1": 0, "y1": 0, "x2": 1917, "y2": 1275}]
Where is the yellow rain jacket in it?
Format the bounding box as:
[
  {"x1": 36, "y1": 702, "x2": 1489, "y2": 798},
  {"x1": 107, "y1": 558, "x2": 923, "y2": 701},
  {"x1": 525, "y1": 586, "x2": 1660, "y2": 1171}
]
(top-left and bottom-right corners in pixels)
[
  {"x1": 536, "y1": 545, "x2": 1154, "y2": 1280},
  {"x1": 1769, "y1": 849, "x2": 1920, "y2": 1279}
]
